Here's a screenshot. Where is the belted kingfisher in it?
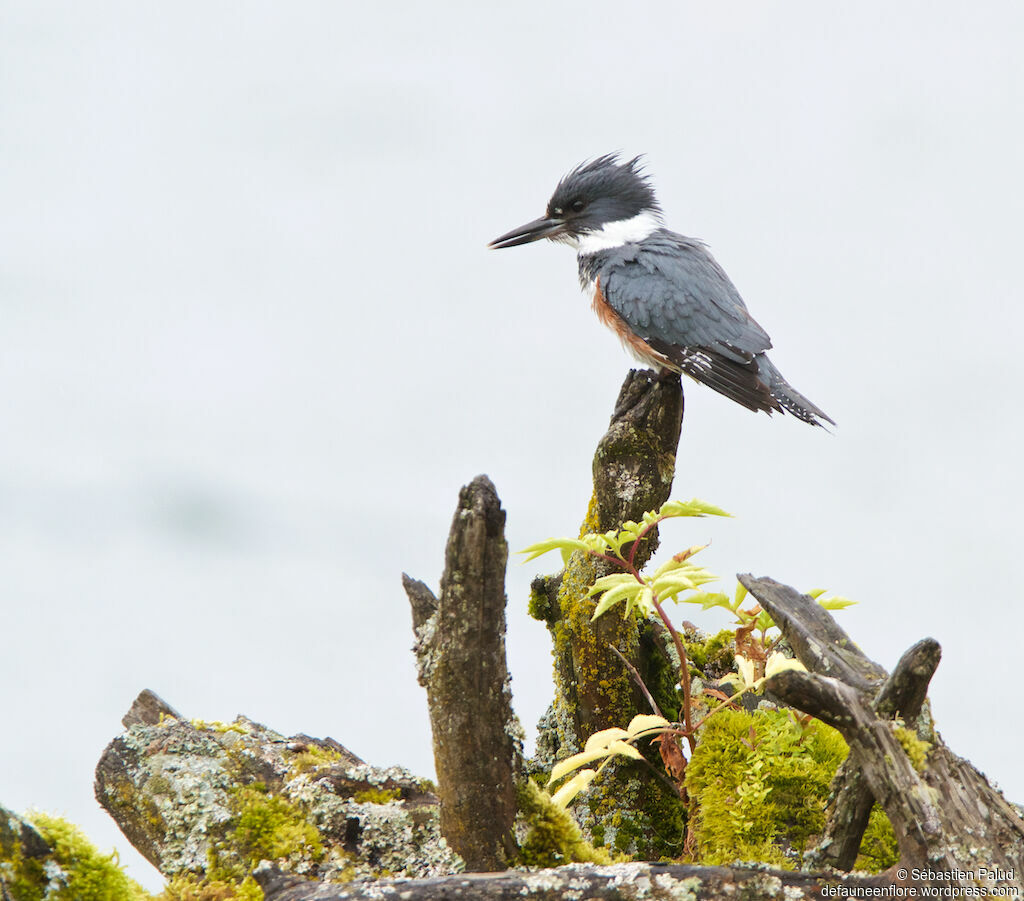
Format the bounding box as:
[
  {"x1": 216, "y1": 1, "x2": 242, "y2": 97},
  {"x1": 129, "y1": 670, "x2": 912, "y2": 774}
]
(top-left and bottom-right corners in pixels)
[{"x1": 489, "y1": 154, "x2": 833, "y2": 426}]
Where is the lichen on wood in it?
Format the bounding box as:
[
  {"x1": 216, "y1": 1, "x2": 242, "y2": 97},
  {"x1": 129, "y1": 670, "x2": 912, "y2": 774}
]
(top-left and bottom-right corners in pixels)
[
  {"x1": 402, "y1": 474, "x2": 522, "y2": 872},
  {"x1": 531, "y1": 371, "x2": 683, "y2": 742},
  {"x1": 529, "y1": 370, "x2": 686, "y2": 858},
  {"x1": 741, "y1": 574, "x2": 1024, "y2": 889},
  {"x1": 93, "y1": 690, "x2": 456, "y2": 894}
]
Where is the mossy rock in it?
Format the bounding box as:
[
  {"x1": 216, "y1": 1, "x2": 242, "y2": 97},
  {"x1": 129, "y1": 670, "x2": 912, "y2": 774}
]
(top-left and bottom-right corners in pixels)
[{"x1": 94, "y1": 709, "x2": 460, "y2": 894}]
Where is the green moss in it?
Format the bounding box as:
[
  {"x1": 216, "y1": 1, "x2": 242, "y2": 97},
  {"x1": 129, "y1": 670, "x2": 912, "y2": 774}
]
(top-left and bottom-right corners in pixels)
[
  {"x1": 286, "y1": 745, "x2": 342, "y2": 776},
  {"x1": 684, "y1": 629, "x2": 736, "y2": 677},
  {"x1": 576, "y1": 763, "x2": 687, "y2": 861},
  {"x1": 0, "y1": 815, "x2": 43, "y2": 901},
  {"x1": 191, "y1": 780, "x2": 324, "y2": 896},
  {"x1": 528, "y1": 579, "x2": 554, "y2": 623},
  {"x1": 685, "y1": 708, "x2": 848, "y2": 868},
  {"x1": 516, "y1": 781, "x2": 615, "y2": 867},
  {"x1": 352, "y1": 788, "x2": 401, "y2": 804},
  {"x1": 894, "y1": 726, "x2": 931, "y2": 772},
  {"x1": 227, "y1": 784, "x2": 323, "y2": 869},
  {"x1": 548, "y1": 492, "x2": 638, "y2": 748},
  {"x1": 854, "y1": 805, "x2": 899, "y2": 873},
  {"x1": 10, "y1": 812, "x2": 154, "y2": 901},
  {"x1": 0, "y1": 813, "x2": 265, "y2": 901},
  {"x1": 161, "y1": 874, "x2": 262, "y2": 900}
]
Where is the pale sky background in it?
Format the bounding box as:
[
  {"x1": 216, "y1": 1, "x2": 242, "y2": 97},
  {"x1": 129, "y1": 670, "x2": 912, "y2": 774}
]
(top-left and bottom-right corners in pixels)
[{"x1": 2, "y1": 2, "x2": 1022, "y2": 892}]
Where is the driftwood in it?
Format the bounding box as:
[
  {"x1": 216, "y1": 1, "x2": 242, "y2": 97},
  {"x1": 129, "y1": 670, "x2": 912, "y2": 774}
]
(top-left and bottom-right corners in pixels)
[
  {"x1": 741, "y1": 574, "x2": 1024, "y2": 891},
  {"x1": 402, "y1": 476, "x2": 520, "y2": 872},
  {"x1": 254, "y1": 860, "x2": 893, "y2": 900}
]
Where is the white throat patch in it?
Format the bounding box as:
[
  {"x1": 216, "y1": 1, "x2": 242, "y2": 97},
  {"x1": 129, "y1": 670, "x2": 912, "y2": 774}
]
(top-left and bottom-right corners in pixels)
[{"x1": 574, "y1": 210, "x2": 661, "y2": 254}]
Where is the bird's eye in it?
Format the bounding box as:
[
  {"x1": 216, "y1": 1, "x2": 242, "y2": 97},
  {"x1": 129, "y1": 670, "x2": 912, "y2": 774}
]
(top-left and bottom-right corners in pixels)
[{"x1": 570, "y1": 199, "x2": 585, "y2": 213}]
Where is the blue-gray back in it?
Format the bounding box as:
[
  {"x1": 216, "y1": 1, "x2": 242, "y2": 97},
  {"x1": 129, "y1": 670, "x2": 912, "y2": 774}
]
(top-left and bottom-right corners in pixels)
[{"x1": 579, "y1": 230, "x2": 773, "y2": 364}]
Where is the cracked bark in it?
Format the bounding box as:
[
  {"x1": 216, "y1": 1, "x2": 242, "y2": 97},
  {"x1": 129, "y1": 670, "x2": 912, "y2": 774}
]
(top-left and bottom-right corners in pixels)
[{"x1": 402, "y1": 475, "x2": 520, "y2": 872}]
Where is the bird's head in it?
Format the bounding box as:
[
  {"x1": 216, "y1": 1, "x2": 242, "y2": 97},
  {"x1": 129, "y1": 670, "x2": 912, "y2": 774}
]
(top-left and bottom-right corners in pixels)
[{"x1": 489, "y1": 154, "x2": 661, "y2": 250}]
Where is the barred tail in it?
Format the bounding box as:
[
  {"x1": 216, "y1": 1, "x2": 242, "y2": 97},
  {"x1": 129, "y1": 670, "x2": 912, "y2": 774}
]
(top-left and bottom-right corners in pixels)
[
  {"x1": 652, "y1": 338, "x2": 834, "y2": 427},
  {"x1": 758, "y1": 356, "x2": 835, "y2": 428}
]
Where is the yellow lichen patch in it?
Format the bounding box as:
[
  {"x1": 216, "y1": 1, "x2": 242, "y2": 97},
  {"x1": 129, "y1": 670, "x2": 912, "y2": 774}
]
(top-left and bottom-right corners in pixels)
[{"x1": 190, "y1": 720, "x2": 251, "y2": 736}]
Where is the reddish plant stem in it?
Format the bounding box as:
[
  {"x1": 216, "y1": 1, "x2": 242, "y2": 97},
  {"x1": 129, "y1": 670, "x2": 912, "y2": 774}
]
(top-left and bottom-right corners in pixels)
[
  {"x1": 588, "y1": 533, "x2": 697, "y2": 752},
  {"x1": 626, "y1": 515, "x2": 666, "y2": 572},
  {"x1": 651, "y1": 594, "x2": 697, "y2": 753},
  {"x1": 591, "y1": 551, "x2": 635, "y2": 573}
]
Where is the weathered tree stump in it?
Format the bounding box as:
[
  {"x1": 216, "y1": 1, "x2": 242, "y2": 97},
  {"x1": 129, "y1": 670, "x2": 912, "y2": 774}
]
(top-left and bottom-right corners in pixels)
[
  {"x1": 402, "y1": 475, "x2": 521, "y2": 872},
  {"x1": 531, "y1": 369, "x2": 684, "y2": 749},
  {"x1": 741, "y1": 574, "x2": 1024, "y2": 891},
  {"x1": 524, "y1": 370, "x2": 688, "y2": 858},
  {"x1": 402, "y1": 371, "x2": 687, "y2": 865}
]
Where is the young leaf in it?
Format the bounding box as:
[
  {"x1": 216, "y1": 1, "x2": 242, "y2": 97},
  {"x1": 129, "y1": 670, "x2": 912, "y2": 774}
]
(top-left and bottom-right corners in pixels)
[
  {"x1": 733, "y1": 582, "x2": 748, "y2": 609},
  {"x1": 764, "y1": 651, "x2": 806, "y2": 680},
  {"x1": 581, "y1": 533, "x2": 614, "y2": 555},
  {"x1": 650, "y1": 549, "x2": 708, "y2": 579},
  {"x1": 550, "y1": 769, "x2": 597, "y2": 809},
  {"x1": 627, "y1": 714, "x2": 670, "y2": 736},
  {"x1": 720, "y1": 654, "x2": 759, "y2": 694},
  {"x1": 606, "y1": 740, "x2": 644, "y2": 762},
  {"x1": 618, "y1": 520, "x2": 642, "y2": 543},
  {"x1": 659, "y1": 498, "x2": 732, "y2": 519},
  {"x1": 678, "y1": 590, "x2": 732, "y2": 612},
  {"x1": 586, "y1": 573, "x2": 638, "y2": 596},
  {"x1": 591, "y1": 581, "x2": 645, "y2": 620},
  {"x1": 633, "y1": 585, "x2": 655, "y2": 618},
  {"x1": 519, "y1": 537, "x2": 591, "y2": 563},
  {"x1": 817, "y1": 595, "x2": 857, "y2": 610},
  {"x1": 650, "y1": 573, "x2": 698, "y2": 596},
  {"x1": 583, "y1": 726, "x2": 630, "y2": 751},
  {"x1": 548, "y1": 748, "x2": 613, "y2": 784}
]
